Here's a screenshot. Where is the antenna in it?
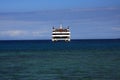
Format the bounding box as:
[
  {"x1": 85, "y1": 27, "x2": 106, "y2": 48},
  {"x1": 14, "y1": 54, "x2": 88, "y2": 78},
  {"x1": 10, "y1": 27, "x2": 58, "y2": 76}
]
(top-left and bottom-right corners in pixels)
[
  {"x1": 53, "y1": 26, "x2": 54, "y2": 29},
  {"x1": 67, "y1": 26, "x2": 69, "y2": 29},
  {"x1": 60, "y1": 24, "x2": 63, "y2": 29}
]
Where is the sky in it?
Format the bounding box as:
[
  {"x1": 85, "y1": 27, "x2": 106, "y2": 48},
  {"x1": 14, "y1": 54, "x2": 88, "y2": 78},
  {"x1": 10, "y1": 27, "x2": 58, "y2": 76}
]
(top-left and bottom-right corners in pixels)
[{"x1": 0, "y1": 0, "x2": 120, "y2": 40}]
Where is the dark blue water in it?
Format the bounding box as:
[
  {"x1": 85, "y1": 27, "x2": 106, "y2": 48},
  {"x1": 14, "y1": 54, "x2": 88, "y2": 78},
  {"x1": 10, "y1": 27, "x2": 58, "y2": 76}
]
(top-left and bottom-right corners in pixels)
[{"x1": 0, "y1": 39, "x2": 120, "y2": 80}]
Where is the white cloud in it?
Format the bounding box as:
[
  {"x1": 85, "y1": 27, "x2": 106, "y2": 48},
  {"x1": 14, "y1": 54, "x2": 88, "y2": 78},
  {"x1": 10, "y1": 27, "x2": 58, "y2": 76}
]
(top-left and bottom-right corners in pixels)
[
  {"x1": 32, "y1": 30, "x2": 49, "y2": 36},
  {"x1": 112, "y1": 27, "x2": 120, "y2": 31},
  {"x1": 0, "y1": 30, "x2": 50, "y2": 37},
  {"x1": 0, "y1": 30, "x2": 28, "y2": 36},
  {"x1": 70, "y1": 7, "x2": 119, "y2": 12},
  {"x1": 0, "y1": 20, "x2": 49, "y2": 26}
]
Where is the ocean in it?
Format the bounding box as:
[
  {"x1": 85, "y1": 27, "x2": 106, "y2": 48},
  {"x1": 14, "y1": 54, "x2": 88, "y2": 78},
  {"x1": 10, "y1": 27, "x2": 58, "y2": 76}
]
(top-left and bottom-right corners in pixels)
[{"x1": 0, "y1": 39, "x2": 120, "y2": 80}]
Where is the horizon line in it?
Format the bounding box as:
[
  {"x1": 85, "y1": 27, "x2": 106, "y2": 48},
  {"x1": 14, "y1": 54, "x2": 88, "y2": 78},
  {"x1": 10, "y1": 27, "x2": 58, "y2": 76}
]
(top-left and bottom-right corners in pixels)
[{"x1": 0, "y1": 38, "x2": 120, "y2": 41}]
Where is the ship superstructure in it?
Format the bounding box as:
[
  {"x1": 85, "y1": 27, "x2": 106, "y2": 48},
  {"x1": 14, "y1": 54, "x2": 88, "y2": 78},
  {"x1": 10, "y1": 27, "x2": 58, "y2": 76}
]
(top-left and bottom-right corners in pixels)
[{"x1": 52, "y1": 24, "x2": 71, "y2": 41}]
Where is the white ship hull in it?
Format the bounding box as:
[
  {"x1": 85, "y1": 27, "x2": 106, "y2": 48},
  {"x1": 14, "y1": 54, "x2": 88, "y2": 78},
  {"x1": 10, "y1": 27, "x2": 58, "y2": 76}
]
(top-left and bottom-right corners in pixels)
[{"x1": 52, "y1": 25, "x2": 71, "y2": 42}]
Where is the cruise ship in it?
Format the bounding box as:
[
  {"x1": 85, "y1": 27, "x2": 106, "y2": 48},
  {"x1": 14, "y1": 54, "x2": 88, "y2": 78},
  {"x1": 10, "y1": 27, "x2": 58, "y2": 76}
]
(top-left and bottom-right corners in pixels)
[{"x1": 52, "y1": 24, "x2": 71, "y2": 41}]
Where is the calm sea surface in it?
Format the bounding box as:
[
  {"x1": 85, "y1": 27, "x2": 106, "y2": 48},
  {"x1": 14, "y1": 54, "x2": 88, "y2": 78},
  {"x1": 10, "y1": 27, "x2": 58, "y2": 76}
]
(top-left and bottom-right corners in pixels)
[{"x1": 0, "y1": 39, "x2": 120, "y2": 80}]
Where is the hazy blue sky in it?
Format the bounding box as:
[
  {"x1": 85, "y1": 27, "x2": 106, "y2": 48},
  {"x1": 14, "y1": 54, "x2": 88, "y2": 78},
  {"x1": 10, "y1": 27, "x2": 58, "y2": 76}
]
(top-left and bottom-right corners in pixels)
[{"x1": 0, "y1": 0, "x2": 120, "y2": 40}]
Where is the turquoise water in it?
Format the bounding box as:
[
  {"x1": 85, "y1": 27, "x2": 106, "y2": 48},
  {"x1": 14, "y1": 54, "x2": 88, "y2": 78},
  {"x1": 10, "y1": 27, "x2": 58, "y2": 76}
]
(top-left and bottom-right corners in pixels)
[{"x1": 0, "y1": 39, "x2": 120, "y2": 80}]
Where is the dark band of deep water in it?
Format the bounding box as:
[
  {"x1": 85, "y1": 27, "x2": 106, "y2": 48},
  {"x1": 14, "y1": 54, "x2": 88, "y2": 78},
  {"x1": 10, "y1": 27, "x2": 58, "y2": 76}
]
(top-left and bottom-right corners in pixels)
[{"x1": 0, "y1": 39, "x2": 120, "y2": 80}]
